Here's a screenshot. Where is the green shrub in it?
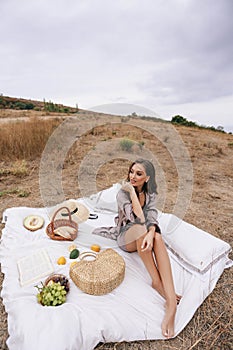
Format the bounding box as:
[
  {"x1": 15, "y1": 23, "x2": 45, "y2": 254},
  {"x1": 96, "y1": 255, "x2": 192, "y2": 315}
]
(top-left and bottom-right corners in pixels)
[
  {"x1": 44, "y1": 101, "x2": 57, "y2": 112},
  {"x1": 12, "y1": 101, "x2": 35, "y2": 110},
  {"x1": 14, "y1": 101, "x2": 27, "y2": 110},
  {"x1": 120, "y1": 138, "x2": 134, "y2": 152},
  {"x1": 171, "y1": 115, "x2": 226, "y2": 133},
  {"x1": 0, "y1": 96, "x2": 6, "y2": 108},
  {"x1": 44, "y1": 100, "x2": 71, "y2": 113},
  {"x1": 171, "y1": 115, "x2": 197, "y2": 127},
  {"x1": 25, "y1": 103, "x2": 34, "y2": 110}
]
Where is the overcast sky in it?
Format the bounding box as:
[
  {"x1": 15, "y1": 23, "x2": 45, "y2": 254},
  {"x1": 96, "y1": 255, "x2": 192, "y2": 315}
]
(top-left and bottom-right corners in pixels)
[{"x1": 1, "y1": 0, "x2": 233, "y2": 131}]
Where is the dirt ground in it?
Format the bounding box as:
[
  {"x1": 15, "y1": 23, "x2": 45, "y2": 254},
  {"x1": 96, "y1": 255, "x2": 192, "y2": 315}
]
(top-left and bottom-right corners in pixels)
[{"x1": 0, "y1": 110, "x2": 232, "y2": 349}]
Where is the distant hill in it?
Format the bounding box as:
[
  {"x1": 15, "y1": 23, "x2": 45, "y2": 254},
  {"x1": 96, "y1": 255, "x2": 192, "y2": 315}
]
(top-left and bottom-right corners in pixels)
[
  {"x1": 0, "y1": 95, "x2": 231, "y2": 134},
  {"x1": 0, "y1": 95, "x2": 78, "y2": 113}
]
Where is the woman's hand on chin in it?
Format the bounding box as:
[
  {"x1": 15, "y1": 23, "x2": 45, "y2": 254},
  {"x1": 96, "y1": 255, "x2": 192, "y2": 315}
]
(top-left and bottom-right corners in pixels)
[{"x1": 121, "y1": 181, "x2": 135, "y2": 195}]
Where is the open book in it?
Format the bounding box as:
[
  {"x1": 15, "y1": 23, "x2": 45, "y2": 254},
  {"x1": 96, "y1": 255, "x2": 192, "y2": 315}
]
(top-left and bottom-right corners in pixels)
[{"x1": 17, "y1": 248, "x2": 54, "y2": 287}]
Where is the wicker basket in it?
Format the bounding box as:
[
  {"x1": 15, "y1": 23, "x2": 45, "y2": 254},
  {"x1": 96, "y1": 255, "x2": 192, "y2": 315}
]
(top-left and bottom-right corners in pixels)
[
  {"x1": 45, "y1": 274, "x2": 70, "y2": 292},
  {"x1": 69, "y1": 248, "x2": 125, "y2": 295},
  {"x1": 46, "y1": 207, "x2": 78, "y2": 241}
]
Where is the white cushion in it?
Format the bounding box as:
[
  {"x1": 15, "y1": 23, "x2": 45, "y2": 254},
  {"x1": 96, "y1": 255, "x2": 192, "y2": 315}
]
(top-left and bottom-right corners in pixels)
[
  {"x1": 83, "y1": 183, "x2": 121, "y2": 214},
  {"x1": 159, "y1": 213, "x2": 231, "y2": 274}
]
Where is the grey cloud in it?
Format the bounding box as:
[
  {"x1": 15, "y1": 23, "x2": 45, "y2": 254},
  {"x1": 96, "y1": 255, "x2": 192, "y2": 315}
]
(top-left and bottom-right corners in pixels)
[
  {"x1": 137, "y1": 1, "x2": 233, "y2": 104},
  {"x1": 140, "y1": 53, "x2": 233, "y2": 105},
  {"x1": 0, "y1": 0, "x2": 232, "y2": 113}
]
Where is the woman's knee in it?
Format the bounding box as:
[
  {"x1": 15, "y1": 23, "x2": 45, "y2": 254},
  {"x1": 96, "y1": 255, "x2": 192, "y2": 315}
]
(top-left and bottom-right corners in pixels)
[
  {"x1": 137, "y1": 247, "x2": 152, "y2": 257},
  {"x1": 136, "y1": 239, "x2": 153, "y2": 256},
  {"x1": 123, "y1": 242, "x2": 137, "y2": 253}
]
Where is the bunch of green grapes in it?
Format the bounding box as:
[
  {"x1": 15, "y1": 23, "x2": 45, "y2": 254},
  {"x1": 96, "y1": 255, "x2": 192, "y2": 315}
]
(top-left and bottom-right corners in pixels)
[{"x1": 36, "y1": 282, "x2": 67, "y2": 306}]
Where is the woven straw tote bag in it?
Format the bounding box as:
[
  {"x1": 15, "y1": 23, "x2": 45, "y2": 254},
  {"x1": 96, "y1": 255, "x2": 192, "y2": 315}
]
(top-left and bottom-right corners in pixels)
[{"x1": 69, "y1": 248, "x2": 125, "y2": 295}]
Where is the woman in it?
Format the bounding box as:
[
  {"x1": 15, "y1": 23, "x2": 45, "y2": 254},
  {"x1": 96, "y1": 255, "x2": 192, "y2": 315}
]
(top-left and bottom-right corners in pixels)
[{"x1": 93, "y1": 159, "x2": 179, "y2": 338}]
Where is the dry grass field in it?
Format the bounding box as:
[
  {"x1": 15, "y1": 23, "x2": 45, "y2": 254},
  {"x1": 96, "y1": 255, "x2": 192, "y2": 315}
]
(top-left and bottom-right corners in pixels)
[{"x1": 0, "y1": 107, "x2": 232, "y2": 350}]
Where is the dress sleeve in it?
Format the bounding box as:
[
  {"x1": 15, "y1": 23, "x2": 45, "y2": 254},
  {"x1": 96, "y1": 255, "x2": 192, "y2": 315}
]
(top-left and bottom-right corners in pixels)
[
  {"x1": 116, "y1": 189, "x2": 136, "y2": 223},
  {"x1": 145, "y1": 193, "x2": 161, "y2": 233}
]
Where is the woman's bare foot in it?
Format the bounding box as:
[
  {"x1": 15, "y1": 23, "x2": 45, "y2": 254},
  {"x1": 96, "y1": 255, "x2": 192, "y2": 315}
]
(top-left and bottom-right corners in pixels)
[
  {"x1": 152, "y1": 281, "x2": 182, "y2": 304},
  {"x1": 161, "y1": 301, "x2": 177, "y2": 338}
]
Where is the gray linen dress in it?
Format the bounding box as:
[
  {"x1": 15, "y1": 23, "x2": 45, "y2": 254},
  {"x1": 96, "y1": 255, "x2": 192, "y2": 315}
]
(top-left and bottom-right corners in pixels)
[{"x1": 92, "y1": 189, "x2": 161, "y2": 250}]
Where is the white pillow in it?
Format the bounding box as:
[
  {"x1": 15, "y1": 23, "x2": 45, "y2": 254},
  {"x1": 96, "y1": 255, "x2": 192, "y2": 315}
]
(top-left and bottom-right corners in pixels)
[
  {"x1": 83, "y1": 183, "x2": 121, "y2": 214},
  {"x1": 159, "y1": 213, "x2": 231, "y2": 275}
]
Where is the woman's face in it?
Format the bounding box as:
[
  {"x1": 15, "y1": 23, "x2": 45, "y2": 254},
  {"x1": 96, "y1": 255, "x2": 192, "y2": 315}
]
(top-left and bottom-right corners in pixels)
[{"x1": 129, "y1": 163, "x2": 149, "y2": 189}]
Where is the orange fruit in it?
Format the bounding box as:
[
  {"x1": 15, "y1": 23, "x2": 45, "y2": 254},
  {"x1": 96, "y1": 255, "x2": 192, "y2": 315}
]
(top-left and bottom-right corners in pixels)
[
  {"x1": 90, "y1": 244, "x2": 101, "y2": 252},
  {"x1": 57, "y1": 256, "x2": 66, "y2": 265},
  {"x1": 70, "y1": 261, "x2": 78, "y2": 268},
  {"x1": 68, "y1": 244, "x2": 77, "y2": 252}
]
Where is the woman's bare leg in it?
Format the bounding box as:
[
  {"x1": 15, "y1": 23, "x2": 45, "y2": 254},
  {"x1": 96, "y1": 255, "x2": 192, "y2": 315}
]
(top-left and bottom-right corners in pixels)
[
  {"x1": 135, "y1": 234, "x2": 166, "y2": 298},
  {"x1": 152, "y1": 232, "x2": 177, "y2": 338},
  {"x1": 122, "y1": 227, "x2": 171, "y2": 300},
  {"x1": 136, "y1": 231, "x2": 178, "y2": 337},
  {"x1": 122, "y1": 226, "x2": 177, "y2": 338},
  {"x1": 124, "y1": 228, "x2": 180, "y2": 302}
]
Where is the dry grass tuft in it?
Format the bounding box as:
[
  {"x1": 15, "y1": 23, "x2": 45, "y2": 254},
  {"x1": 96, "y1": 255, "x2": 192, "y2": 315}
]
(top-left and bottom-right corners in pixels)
[
  {"x1": 0, "y1": 160, "x2": 29, "y2": 177},
  {"x1": 0, "y1": 188, "x2": 31, "y2": 198},
  {"x1": 0, "y1": 117, "x2": 61, "y2": 160},
  {"x1": 11, "y1": 160, "x2": 28, "y2": 177}
]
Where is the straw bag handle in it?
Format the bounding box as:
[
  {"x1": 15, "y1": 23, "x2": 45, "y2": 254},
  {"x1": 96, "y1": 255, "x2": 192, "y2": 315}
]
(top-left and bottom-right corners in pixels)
[{"x1": 79, "y1": 251, "x2": 97, "y2": 261}]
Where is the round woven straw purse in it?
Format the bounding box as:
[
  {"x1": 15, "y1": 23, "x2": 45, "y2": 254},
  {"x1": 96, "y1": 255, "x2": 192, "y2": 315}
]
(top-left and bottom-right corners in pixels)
[
  {"x1": 69, "y1": 248, "x2": 125, "y2": 295},
  {"x1": 46, "y1": 207, "x2": 78, "y2": 241}
]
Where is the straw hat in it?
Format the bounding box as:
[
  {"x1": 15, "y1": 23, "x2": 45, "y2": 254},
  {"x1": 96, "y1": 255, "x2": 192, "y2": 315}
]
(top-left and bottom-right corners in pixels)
[{"x1": 49, "y1": 199, "x2": 90, "y2": 224}]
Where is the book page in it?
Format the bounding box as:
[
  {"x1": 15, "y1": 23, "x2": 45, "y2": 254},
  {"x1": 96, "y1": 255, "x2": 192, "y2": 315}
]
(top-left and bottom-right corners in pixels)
[{"x1": 17, "y1": 249, "x2": 54, "y2": 287}]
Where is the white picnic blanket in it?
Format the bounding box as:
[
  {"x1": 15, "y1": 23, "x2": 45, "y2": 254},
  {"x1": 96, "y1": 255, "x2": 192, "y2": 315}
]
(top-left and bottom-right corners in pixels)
[{"x1": 0, "y1": 186, "x2": 232, "y2": 350}]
